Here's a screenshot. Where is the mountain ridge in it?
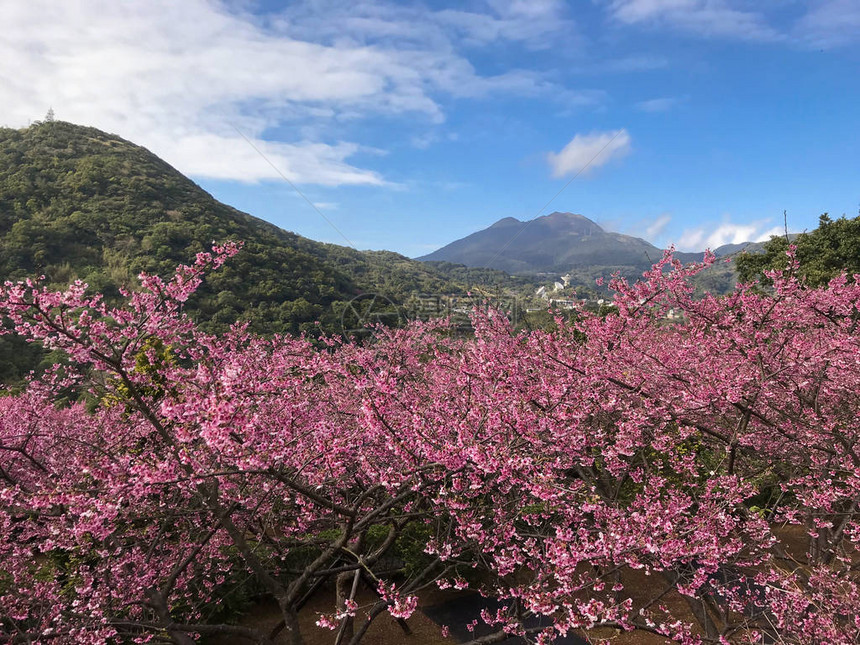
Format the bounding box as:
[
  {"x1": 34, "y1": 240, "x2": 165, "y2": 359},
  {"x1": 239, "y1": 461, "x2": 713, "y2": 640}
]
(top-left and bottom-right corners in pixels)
[
  {"x1": 0, "y1": 120, "x2": 478, "y2": 316},
  {"x1": 419, "y1": 211, "x2": 761, "y2": 274},
  {"x1": 0, "y1": 120, "x2": 483, "y2": 382},
  {"x1": 420, "y1": 211, "x2": 666, "y2": 273},
  {"x1": 0, "y1": 121, "x2": 776, "y2": 385}
]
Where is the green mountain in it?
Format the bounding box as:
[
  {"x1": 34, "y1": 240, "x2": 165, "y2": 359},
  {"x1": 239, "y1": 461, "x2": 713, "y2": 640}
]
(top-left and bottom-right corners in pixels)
[
  {"x1": 417, "y1": 211, "x2": 772, "y2": 295},
  {"x1": 418, "y1": 212, "x2": 666, "y2": 274},
  {"x1": 0, "y1": 120, "x2": 783, "y2": 386},
  {"x1": 736, "y1": 214, "x2": 857, "y2": 286},
  {"x1": 0, "y1": 121, "x2": 483, "y2": 383}
]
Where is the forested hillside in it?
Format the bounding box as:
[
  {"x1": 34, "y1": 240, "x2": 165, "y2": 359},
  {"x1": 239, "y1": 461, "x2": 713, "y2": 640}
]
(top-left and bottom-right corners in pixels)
[
  {"x1": 418, "y1": 211, "x2": 665, "y2": 273},
  {"x1": 0, "y1": 121, "x2": 480, "y2": 382},
  {"x1": 5, "y1": 244, "x2": 860, "y2": 644},
  {"x1": 736, "y1": 213, "x2": 860, "y2": 286}
]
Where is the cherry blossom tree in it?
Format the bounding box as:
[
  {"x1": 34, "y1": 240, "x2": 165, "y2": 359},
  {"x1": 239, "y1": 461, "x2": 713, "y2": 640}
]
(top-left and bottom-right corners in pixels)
[{"x1": 2, "y1": 244, "x2": 860, "y2": 644}]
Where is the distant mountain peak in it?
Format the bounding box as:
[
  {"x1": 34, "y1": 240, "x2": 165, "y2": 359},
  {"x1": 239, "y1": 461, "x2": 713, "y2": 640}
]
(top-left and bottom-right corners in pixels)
[
  {"x1": 490, "y1": 216, "x2": 521, "y2": 227},
  {"x1": 538, "y1": 212, "x2": 603, "y2": 235},
  {"x1": 543, "y1": 211, "x2": 588, "y2": 220},
  {"x1": 418, "y1": 211, "x2": 657, "y2": 273},
  {"x1": 490, "y1": 212, "x2": 603, "y2": 233}
]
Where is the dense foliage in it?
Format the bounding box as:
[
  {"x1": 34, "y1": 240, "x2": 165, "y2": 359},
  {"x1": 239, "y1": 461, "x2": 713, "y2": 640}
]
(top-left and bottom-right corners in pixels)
[
  {"x1": 0, "y1": 121, "x2": 477, "y2": 326},
  {"x1": 736, "y1": 213, "x2": 860, "y2": 286},
  {"x1": 3, "y1": 245, "x2": 860, "y2": 644},
  {"x1": 0, "y1": 121, "x2": 488, "y2": 384}
]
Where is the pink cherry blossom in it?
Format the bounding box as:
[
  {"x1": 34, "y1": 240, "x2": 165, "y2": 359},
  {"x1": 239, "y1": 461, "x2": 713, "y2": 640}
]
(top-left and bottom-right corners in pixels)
[{"x1": 2, "y1": 244, "x2": 860, "y2": 644}]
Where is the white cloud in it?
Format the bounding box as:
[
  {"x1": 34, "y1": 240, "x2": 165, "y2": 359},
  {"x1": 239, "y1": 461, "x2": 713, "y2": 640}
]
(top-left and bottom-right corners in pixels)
[
  {"x1": 607, "y1": 0, "x2": 860, "y2": 49},
  {"x1": 159, "y1": 134, "x2": 387, "y2": 185},
  {"x1": 755, "y1": 226, "x2": 786, "y2": 242},
  {"x1": 437, "y1": 0, "x2": 580, "y2": 50},
  {"x1": 608, "y1": 0, "x2": 781, "y2": 41},
  {"x1": 645, "y1": 213, "x2": 672, "y2": 239},
  {"x1": 675, "y1": 217, "x2": 782, "y2": 251},
  {"x1": 279, "y1": 0, "x2": 580, "y2": 52},
  {"x1": 410, "y1": 130, "x2": 460, "y2": 150},
  {"x1": 636, "y1": 96, "x2": 681, "y2": 112},
  {"x1": 794, "y1": 0, "x2": 860, "y2": 48},
  {"x1": 0, "y1": 0, "x2": 581, "y2": 186},
  {"x1": 547, "y1": 129, "x2": 632, "y2": 178}
]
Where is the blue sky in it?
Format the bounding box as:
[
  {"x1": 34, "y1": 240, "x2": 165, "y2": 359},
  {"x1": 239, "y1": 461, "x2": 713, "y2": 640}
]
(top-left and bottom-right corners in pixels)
[{"x1": 2, "y1": 0, "x2": 858, "y2": 257}]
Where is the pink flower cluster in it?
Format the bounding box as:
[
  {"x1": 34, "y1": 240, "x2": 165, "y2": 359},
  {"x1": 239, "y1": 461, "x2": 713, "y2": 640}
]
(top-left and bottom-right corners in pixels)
[{"x1": 2, "y1": 245, "x2": 860, "y2": 644}]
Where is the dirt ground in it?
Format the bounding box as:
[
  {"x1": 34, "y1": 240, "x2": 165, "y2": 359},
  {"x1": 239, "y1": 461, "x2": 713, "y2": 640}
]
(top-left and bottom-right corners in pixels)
[
  {"x1": 211, "y1": 586, "x2": 459, "y2": 645},
  {"x1": 214, "y1": 527, "x2": 826, "y2": 644},
  {"x1": 213, "y1": 578, "x2": 677, "y2": 645},
  {"x1": 207, "y1": 521, "x2": 816, "y2": 643}
]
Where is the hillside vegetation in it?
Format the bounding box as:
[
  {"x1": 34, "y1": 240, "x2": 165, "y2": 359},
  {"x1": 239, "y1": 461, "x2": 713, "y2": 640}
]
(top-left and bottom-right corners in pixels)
[
  {"x1": 417, "y1": 210, "x2": 769, "y2": 295},
  {"x1": 418, "y1": 211, "x2": 665, "y2": 274},
  {"x1": 0, "y1": 121, "x2": 483, "y2": 382},
  {"x1": 4, "y1": 245, "x2": 860, "y2": 644},
  {"x1": 736, "y1": 213, "x2": 860, "y2": 285},
  {"x1": 0, "y1": 122, "x2": 473, "y2": 328}
]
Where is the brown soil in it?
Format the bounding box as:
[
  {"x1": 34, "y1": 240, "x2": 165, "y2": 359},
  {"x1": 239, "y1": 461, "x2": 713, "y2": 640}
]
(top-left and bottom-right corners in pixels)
[
  {"x1": 209, "y1": 586, "x2": 460, "y2": 645},
  {"x1": 211, "y1": 578, "x2": 678, "y2": 645},
  {"x1": 213, "y1": 528, "x2": 829, "y2": 645}
]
